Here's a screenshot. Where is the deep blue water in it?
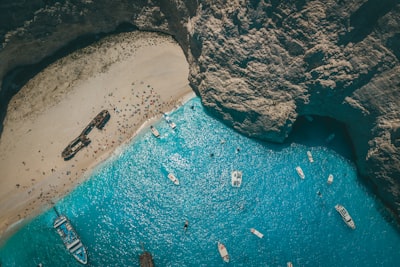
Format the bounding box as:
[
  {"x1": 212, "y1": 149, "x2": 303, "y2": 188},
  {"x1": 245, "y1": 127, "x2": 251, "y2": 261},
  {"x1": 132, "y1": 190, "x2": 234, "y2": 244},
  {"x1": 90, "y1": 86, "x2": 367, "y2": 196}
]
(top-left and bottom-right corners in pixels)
[{"x1": 1, "y1": 97, "x2": 400, "y2": 267}]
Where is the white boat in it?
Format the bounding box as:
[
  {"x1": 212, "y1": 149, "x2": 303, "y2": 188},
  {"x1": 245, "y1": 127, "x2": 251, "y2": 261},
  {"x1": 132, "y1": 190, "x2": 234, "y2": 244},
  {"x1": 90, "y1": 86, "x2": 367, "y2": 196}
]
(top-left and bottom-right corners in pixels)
[
  {"x1": 335, "y1": 204, "x2": 356, "y2": 229},
  {"x1": 231, "y1": 170, "x2": 242, "y2": 187},
  {"x1": 250, "y1": 228, "x2": 264, "y2": 238},
  {"x1": 327, "y1": 174, "x2": 334, "y2": 184},
  {"x1": 295, "y1": 166, "x2": 305, "y2": 179},
  {"x1": 53, "y1": 215, "x2": 88, "y2": 265},
  {"x1": 287, "y1": 262, "x2": 294, "y2": 267},
  {"x1": 163, "y1": 114, "x2": 176, "y2": 129},
  {"x1": 217, "y1": 241, "x2": 230, "y2": 263},
  {"x1": 167, "y1": 173, "x2": 179, "y2": 185},
  {"x1": 150, "y1": 126, "x2": 160, "y2": 138},
  {"x1": 307, "y1": 151, "x2": 314, "y2": 163}
]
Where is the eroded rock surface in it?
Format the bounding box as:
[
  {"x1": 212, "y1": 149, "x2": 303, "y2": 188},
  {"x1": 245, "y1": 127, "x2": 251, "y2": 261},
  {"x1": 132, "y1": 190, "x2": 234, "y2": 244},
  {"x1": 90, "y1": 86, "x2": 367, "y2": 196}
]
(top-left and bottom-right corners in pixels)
[
  {"x1": 186, "y1": 0, "x2": 400, "y2": 216},
  {"x1": 1, "y1": 0, "x2": 400, "y2": 217}
]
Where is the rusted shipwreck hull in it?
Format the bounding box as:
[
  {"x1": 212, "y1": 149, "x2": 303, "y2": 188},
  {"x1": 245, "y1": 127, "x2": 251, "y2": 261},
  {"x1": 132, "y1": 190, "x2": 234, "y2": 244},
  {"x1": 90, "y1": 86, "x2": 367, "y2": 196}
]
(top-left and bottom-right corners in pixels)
[{"x1": 62, "y1": 110, "x2": 110, "y2": 160}]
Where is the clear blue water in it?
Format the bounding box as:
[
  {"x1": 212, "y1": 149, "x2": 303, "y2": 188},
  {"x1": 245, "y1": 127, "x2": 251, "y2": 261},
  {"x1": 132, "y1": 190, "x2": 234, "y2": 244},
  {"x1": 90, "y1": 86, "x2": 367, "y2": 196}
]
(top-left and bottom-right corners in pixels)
[{"x1": 1, "y1": 97, "x2": 400, "y2": 267}]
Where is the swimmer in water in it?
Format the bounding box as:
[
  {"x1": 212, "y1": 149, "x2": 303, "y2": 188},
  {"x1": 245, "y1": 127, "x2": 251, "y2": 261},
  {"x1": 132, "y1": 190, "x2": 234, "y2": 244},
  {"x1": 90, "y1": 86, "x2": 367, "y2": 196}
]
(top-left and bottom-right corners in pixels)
[{"x1": 184, "y1": 220, "x2": 189, "y2": 232}]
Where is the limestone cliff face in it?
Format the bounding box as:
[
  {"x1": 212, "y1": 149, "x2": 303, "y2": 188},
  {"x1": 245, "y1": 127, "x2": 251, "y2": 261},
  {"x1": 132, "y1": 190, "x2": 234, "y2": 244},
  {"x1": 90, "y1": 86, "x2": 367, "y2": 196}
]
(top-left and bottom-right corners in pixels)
[
  {"x1": 1, "y1": 0, "x2": 400, "y2": 217},
  {"x1": 0, "y1": 0, "x2": 196, "y2": 100},
  {"x1": 186, "y1": 0, "x2": 400, "y2": 216}
]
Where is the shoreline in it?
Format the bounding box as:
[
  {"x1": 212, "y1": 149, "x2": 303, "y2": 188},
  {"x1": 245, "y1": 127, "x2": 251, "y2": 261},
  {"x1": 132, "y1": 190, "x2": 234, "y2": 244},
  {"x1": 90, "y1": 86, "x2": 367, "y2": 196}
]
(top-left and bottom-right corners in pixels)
[
  {"x1": 0, "y1": 31, "x2": 194, "y2": 244},
  {"x1": 0, "y1": 92, "x2": 194, "y2": 244}
]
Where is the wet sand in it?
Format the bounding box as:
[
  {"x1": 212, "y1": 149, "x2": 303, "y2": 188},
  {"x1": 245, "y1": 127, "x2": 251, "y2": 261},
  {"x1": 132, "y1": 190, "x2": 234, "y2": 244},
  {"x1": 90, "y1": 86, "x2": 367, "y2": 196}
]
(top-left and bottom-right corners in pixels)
[{"x1": 0, "y1": 31, "x2": 193, "y2": 242}]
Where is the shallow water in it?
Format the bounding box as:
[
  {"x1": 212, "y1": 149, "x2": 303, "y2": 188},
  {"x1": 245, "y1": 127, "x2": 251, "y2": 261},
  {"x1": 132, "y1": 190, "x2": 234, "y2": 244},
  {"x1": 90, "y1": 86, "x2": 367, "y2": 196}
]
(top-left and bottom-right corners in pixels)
[{"x1": 1, "y1": 97, "x2": 400, "y2": 267}]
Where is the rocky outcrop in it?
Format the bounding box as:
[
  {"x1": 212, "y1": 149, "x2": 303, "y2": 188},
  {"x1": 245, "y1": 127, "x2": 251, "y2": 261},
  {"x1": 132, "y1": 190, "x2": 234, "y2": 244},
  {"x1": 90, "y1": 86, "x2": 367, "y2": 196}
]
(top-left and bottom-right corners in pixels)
[
  {"x1": 186, "y1": 0, "x2": 400, "y2": 217},
  {"x1": 1, "y1": 0, "x2": 400, "y2": 217}
]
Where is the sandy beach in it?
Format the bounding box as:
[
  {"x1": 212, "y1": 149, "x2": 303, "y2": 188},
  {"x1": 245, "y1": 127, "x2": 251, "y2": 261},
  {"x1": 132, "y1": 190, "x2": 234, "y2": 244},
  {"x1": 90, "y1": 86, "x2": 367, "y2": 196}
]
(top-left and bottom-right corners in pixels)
[{"x1": 0, "y1": 31, "x2": 193, "y2": 242}]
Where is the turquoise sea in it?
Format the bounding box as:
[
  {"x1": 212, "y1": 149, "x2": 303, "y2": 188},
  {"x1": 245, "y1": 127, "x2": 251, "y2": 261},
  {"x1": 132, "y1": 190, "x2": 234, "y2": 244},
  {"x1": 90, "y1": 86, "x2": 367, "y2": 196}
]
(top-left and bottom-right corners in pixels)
[{"x1": 1, "y1": 97, "x2": 400, "y2": 266}]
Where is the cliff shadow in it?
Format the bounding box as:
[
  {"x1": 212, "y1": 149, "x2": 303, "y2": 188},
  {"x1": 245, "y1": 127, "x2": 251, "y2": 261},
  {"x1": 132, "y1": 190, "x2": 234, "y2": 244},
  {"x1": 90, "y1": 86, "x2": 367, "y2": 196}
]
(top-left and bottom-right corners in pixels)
[
  {"x1": 285, "y1": 115, "x2": 355, "y2": 161},
  {"x1": 386, "y1": 33, "x2": 400, "y2": 61},
  {"x1": 287, "y1": 114, "x2": 400, "y2": 233},
  {"x1": 339, "y1": 0, "x2": 398, "y2": 45},
  {"x1": 199, "y1": 102, "x2": 294, "y2": 153},
  {"x1": 0, "y1": 22, "x2": 138, "y2": 136}
]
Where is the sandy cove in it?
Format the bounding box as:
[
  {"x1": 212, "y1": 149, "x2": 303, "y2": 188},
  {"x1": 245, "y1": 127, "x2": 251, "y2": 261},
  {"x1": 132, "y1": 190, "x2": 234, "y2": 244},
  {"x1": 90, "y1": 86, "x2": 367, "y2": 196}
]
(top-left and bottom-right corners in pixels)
[{"x1": 0, "y1": 31, "x2": 194, "y2": 242}]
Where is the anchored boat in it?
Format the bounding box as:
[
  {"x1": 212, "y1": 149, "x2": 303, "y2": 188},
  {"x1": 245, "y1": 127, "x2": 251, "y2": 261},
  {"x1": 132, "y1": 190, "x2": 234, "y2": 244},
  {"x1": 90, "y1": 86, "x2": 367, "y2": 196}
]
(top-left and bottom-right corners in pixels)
[
  {"x1": 250, "y1": 228, "x2": 264, "y2": 238},
  {"x1": 327, "y1": 174, "x2": 334, "y2": 184},
  {"x1": 231, "y1": 170, "x2": 242, "y2": 187},
  {"x1": 335, "y1": 204, "x2": 356, "y2": 230},
  {"x1": 295, "y1": 166, "x2": 305, "y2": 179},
  {"x1": 167, "y1": 173, "x2": 179, "y2": 185},
  {"x1": 150, "y1": 126, "x2": 160, "y2": 138},
  {"x1": 53, "y1": 214, "x2": 88, "y2": 264},
  {"x1": 217, "y1": 241, "x2": 230, "y2": 263},
  {"x1": 163, "y1": 114, "x2": 176, "y2": 129},
  {"x1": 307, "y1": 151, "x2": 314, "y2": 163}
]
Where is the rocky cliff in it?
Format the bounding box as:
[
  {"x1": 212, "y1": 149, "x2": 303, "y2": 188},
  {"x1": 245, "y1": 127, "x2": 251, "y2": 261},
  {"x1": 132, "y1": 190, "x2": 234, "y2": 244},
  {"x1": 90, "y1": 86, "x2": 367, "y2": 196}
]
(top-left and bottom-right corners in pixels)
[{"x1": 1, "y1": 0, "x2": 400, "y2": 218}]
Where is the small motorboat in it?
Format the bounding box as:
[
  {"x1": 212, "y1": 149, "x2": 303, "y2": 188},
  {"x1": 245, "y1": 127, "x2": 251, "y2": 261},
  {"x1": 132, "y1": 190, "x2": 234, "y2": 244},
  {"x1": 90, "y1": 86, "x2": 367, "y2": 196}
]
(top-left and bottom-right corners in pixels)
[
  {"x1": 231, "y1": 170, "x2": 242, "y2": 187},
  {"x1": 250, "y1": 228, "x2": 264, "y2": 238},
  {"x1": 287, "y1": 262, "x2": 294, "y2": 267},
  {"x1": 327, "y1": 174, "x2": 334, "y2": 184},
  {"x1": 217, "y1": 241, "x2": 230, "y2": 263},
  {"x1": 307, "y1": 151, "x2": 314, "y2": 163},
  {"x1": 150, "y1": 126, "x2": 160, "y2": 138},
  {"x1": 167, "y1": 173, "x2": 179, "y2": 185},
  {"x1": 295, "y1": 166, "x2": 305, "y2": 179},
  {"x1": 163, "y1": 114, "x2": 176, "y2": 129}
]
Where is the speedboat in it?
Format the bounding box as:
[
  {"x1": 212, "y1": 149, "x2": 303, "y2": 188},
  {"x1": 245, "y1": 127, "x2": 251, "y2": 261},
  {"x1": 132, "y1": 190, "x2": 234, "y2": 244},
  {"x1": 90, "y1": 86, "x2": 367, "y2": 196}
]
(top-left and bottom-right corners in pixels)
[
  {"x1": 231, "y1": 170, "x2": 242, "y2": 187},
  {"x1": 167, "y1": 173, "x2": 179, "y2": 185},
  {"x1": 250, "y1": 228, "x2": 264, "y2": 238},
  {"x1": 53, "y1": 215, "x2": 88, "y2": 265},
  {"x1": 295, "y1": 166, "x2": 305, "y2": 179},
  {"x1": 150, "y1": 126, "x2": 160, "y2": 138},
  {"x1": 307, "y1": 151, "x2": 314, "y2": 163},
  {"x1": 327, "y1": 174, "x2": 334, "y2": 184},
  {"x1": 163, "y1": 114, "x2": 176, "y2": 129},
  {"x1": 217, "y1": 241, "x2": 230, "y2": 263},
  {"x1": 335, "y1": 204, "x2": 356, "y2": 229}
]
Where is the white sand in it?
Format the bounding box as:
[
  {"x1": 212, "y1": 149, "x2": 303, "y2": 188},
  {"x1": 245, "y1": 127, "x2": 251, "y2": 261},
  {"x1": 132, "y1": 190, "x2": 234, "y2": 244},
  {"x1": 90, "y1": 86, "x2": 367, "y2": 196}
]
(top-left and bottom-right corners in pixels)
[{"x1": 0, "y1": 31, "x2": 194, "y2": 241}]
